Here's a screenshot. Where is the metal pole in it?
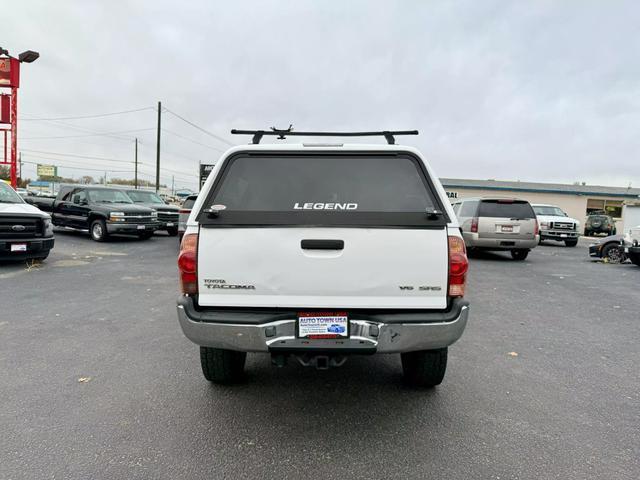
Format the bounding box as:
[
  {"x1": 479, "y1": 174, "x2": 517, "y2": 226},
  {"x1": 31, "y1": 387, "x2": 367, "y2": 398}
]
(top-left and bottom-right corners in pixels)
[
  {"x1": 3, "y1": 130, "x2": 6, "y2": 163},
  {"x1": 155, "y1": 101, "x2": 161, "y2": 192},
  {"x1": 134, "y1": 138, "x2": 138, "y2": 189},
  {"x1": 18, "y1": 151, "x2": 21, "y2": 183},
  {"x1": 171, "y1": 175, "x2": 174, "y2": 196},
  {"x1": 10, "y1": 86, "x2": 17, "y2": 188}
]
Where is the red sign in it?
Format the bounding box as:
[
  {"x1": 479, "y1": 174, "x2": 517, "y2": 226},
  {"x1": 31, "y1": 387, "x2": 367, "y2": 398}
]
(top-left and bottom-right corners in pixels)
[
  {"x1": 0, "y1": 57, "x2": 19, "y2": 88},
  {"x1": 0, "y1": 94, "x2": 9, "y2": 123}
]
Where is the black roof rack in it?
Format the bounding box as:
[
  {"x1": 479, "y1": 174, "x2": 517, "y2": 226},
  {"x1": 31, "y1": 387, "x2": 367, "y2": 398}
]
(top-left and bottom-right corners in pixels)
[{"x1": 230, "y1": 126, "x2": 419, "y2": 145}]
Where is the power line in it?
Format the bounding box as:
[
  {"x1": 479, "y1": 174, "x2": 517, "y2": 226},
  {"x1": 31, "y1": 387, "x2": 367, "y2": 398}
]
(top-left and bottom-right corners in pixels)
[
  {"x1": 21, "y1": 128, "x2": 155, "y2": 140},
  {"x1": 20, "y1": 115, "x2": 141, "y2": 143},
  {"x1": 162, "y1": 128, "x2": 224, "y2": 152},
  {"x1": 19, "y1": 107, "x2": 155, "y2": 121},
  {"x1": 21, "y1": 148, "x2": 135, "y2": 164},
  {"x1": 22, "y1": 148, "x2": 197, "y2": 177},
  {"x1": 162, "y1": 107, "x2": 234, "y2": 147},
  {"x1": 21, "y1": 158, "x2": 134, "y2": 174}
]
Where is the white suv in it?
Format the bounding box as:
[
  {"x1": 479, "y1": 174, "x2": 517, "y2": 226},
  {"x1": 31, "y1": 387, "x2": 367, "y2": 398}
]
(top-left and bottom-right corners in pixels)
[{"x1": 177, "y1": 132, "x2": 469, "y2": 387}]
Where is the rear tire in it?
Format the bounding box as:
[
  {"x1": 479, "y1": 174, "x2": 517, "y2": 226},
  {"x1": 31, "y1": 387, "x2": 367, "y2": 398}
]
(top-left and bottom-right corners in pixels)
[
  {"x1": 564, "y1": 239, "x2": 578, "y2": 247},
  {"x1": 90, "y1": 219, "x2": 108, "y2": 242},
  {"x1": 401, "y1": 348, "x2": 447, "y2": 388},
  {"x1": 629, "y1": 252, "x2": 640, "y2": 266},
  {"x1": 510, "y1": 249, "x2": 529, "y2": 261},
  {"x1": 584, "y1": 229, "x2": 591, "y2": 236},
  {"x1": 167, "y1": 227, "x2": 179, "y2": 237},
  {"x1": 200, "y1": 347, "x2": 246, "y2": 384}
]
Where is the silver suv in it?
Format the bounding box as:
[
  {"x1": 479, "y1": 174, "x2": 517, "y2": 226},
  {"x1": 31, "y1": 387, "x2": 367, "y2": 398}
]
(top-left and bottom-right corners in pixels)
[{"x1": 452, "y1": 197, "x2": 539, "y2": 260}]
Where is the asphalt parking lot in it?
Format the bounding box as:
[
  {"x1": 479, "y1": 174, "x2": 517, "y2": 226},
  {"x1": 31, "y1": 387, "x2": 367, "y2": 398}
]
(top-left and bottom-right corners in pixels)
[{"x1": 1, "y1": 231, "x2": 639, "y2": 479}]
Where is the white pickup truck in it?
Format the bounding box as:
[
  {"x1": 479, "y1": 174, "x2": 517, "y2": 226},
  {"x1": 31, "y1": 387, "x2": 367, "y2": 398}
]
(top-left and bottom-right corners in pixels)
[
  {"x1": 532, "y1": 204, "x2": 580, "y2": 247},
  {"x1": 176, "y1": 130, "x2": 469, "y2": 387}
]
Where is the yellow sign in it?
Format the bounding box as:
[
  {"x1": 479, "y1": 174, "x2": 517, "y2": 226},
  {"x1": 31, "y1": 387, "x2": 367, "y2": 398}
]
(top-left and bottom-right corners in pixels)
[{"x1": 37, "y1": 164, "x2": 57, "y2": 177}]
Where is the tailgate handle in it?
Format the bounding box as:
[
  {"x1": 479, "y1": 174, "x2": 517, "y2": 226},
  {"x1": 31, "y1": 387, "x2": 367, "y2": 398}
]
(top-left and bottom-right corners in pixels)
[{"x1": 301, "y1": 239, "x2": 344, "y2": 250}]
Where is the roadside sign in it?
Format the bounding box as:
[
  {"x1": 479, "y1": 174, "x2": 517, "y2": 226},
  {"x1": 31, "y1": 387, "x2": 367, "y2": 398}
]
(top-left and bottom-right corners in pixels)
[
  {"x1": 200, "y1": 163, "x2": 214, "y2": 187},
  {"x1": 37, "y1": 164, "x2": 57, "y2": 177},
  {"x1": 0, "y1": 94, "x2": 9, "y2": 123},
  {"x1": 0, "y1": 57, "x2": 19, "y2": 88}
]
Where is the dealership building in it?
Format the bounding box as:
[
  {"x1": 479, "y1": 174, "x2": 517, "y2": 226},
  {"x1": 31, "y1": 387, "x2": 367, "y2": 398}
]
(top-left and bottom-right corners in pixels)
[{"x1": 441, "y1": 178, "x2": 640, "y2": 234}]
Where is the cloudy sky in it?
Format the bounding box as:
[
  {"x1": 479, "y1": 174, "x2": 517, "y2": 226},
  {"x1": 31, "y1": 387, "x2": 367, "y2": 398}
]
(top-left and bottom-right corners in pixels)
[{"x1": 5, "y1": 0, "x2": 639, "y2": 191}]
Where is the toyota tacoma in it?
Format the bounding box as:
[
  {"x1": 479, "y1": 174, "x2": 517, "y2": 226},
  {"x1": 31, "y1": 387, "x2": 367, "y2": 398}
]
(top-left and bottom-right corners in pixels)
[{"x1": 177, "y1": 129, "x2": 469, "y2": 387}]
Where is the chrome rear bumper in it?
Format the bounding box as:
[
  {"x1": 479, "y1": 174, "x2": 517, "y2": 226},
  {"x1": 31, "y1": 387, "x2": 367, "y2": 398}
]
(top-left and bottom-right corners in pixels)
[{"x1": 177, "y1": 297, "x2": 469, "y2": 354}]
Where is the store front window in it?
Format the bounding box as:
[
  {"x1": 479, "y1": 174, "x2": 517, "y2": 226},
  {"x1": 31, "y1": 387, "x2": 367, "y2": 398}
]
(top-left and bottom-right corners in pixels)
[{"x1": 586, "y1": 199, "x2": 623, "y2": 218}]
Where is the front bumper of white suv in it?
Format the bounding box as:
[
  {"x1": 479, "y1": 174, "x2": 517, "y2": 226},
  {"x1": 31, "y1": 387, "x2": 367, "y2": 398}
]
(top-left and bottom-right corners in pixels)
[{"x1": 177, "y1": 296, "x2": 469, "y2": 354}]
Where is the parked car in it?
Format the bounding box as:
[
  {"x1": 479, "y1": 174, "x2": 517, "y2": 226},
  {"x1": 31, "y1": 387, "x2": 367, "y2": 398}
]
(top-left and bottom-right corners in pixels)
[
  {"x1": 26, "y1": 185, "x2": 159, "y2": 242},
  {"x1": 588, "y1": 233, "x2": 627, "y2": 263},
  {"x1": 452, "y1": 197, "x2": 539, "y2": 260},
  {"x1": 178, "y1": 194, "x2": 198, "y2": 241},
  {"x1": 15, "y1": 187, "x2": 29, "y2": 198},
  {"x1": 177, "y1": 136, "x2": 469, "y2": 387},
  {"x1": 123, "y1": 189, "x2": 180, "y2": 236},
  {"x1": 623, "y1": 226, "x2": 640, "y2": 267},
  {"x1": 584, "y1": 212, "x2": 616, "y2": 236},
  {"x1": 532, "y1": 204, "x2": 580, "y2": 247},
  {"x1": 0, "y1": 182, "x2": 54, "y2": 261}
]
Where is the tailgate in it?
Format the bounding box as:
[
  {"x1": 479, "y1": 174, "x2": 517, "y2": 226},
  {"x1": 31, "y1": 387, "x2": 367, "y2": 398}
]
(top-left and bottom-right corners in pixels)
[{"x1": 197, "y1": 227, "x2": 449, "y2": 309}]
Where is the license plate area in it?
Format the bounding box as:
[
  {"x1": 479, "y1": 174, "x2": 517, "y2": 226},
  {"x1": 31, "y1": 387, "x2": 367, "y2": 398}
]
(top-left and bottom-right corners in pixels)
[
  {"x1": 297, "y1": 311, "x2": 349, "y2": 339},
  {"x1": 11, "y1": 243, "x2": 27, "y2": 252},
  {"x1": 501, "y1": 225, "x2": 514, "y2": 233},
  {"x1": 137, "y1": 225, "x2": 145, "y2": 230}
]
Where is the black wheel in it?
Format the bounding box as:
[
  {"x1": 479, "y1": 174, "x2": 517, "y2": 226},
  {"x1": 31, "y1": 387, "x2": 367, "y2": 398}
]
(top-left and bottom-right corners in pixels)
[
  {"x1": 90, "y1": 219, "x2": 108, "y2": 242},
  {"x1": 564, "y1": 239, "x2": 578, "y2": 247},
  {"x1": 612, "y1": 228, "x2": 617, "y2": 235},
  {"x1": 629, "y1": 252, "x2": 640, "y2": 266},
  {"x1": 138, "y1": 232, "x2": 154, "y2": 240},
  {"x1": 584, "y1": 229, "x2": 591, "y2": 236},
  {"x1": 510, "y1": 249, "x2": 529, "y2": 261},
  {"x1": 167, "y1": 227, "x2": 179, "y2": 237},
  {"x1": 538, "y1": 236, "x2": 544, "y2": 245},
  {"x1": 602, "y1": 243, "x2": 624, "y2": 263},
  {"x1": 401, "y1": 348, "x2": 448, "y2": 388},
  {"x1": 200, "y1": 347, "x2": 246, "y2": 384},
  {"x1": 35, "y1": 253, "x2": 49, "y2": 261}
]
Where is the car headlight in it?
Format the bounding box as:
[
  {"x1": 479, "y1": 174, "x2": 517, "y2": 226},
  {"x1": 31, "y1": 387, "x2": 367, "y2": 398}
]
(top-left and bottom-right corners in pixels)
[
  {"x1": 43, "y1": 217, "x2": 54, "y2": 236},
  {"x1": 109, "y1": 212, "x2": 126, "y2": 222},
  {"x1": 540, "y1": 221, "x2": 550, "y2": 228}
]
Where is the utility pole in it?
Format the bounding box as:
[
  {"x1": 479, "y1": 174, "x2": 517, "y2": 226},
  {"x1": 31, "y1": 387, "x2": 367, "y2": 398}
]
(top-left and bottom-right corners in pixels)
[
  {"x1": 155, "y1": 101, "x2": 161, "y2": 192},
  {"x1": 171, "y1": 175, "x2": 175, "y2": 196},
  {"x1": 134, "y1": 138, "x2": 138, "y2": 189},
  {"x1": 104, "y1": 171, "x2": 107, "y2": 186},
  {"x1": 18, "y1": 151, "x2": 21, "y2": 184}
]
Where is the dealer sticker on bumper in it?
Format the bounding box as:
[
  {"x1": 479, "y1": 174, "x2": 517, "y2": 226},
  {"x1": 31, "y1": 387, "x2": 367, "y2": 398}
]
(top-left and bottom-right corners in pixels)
[
  {"x1": 11, "y1": 243, "x2": 27, "y2": 252},
  {"x1": 298, "y1": 312, "x2": 349, "y2": 338}
]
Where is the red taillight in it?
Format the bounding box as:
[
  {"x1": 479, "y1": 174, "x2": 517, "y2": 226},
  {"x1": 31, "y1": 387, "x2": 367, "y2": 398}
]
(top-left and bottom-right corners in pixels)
[
  {"x1": 448, "y1": 236, "x2": 468, "y2": 297},
  {"x1": 470, "y1": 217, "x2": 478, "y2": 233},
  {"x1": 178, "y1": 233, "x2": 198, "y2": 295},
  {"x1": 534, "y1": 219, "x2": 539, "y2": 236},
  {"x1": 178, "y1": 209, "x2": 191, "y2": 214}
]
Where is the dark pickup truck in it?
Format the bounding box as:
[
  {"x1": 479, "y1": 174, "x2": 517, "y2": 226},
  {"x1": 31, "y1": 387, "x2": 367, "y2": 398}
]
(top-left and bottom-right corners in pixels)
[
  {"x1": 123, "y1": 189, "x2": 180, "y2": 236},
  {"x1": 26, "y1": 185, "x2": 160, "y2": 242},
  {"x1": 1, "y1": 181, "x2": 54, "y2": 261}
]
